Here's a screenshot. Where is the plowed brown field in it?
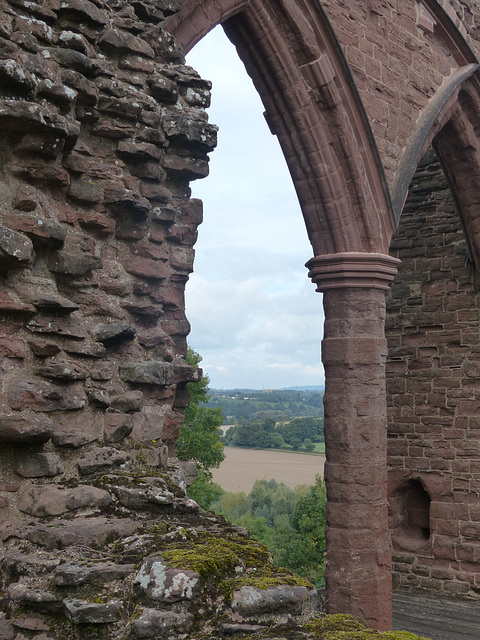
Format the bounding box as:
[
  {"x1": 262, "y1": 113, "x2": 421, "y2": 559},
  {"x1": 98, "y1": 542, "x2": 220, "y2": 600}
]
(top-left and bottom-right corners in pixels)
[{"x1": 212, "y1": 446, "x2": 325, "y2": 493}]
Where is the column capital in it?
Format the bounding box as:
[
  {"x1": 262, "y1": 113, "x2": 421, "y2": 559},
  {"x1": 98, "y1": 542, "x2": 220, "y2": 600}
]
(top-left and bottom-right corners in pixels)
[{"x1": 306, "y1": 252, "x2": 401, "y2": 291}]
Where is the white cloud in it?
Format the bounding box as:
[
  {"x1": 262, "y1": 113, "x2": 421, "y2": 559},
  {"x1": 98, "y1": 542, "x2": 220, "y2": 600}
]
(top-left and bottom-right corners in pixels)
[{"x1": 186, "y1": 27, "x2": 325, "y2": 389}]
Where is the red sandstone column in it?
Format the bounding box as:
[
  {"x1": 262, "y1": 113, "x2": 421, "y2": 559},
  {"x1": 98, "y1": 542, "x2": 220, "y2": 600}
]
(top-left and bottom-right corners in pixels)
[{"x1": 307, "y1": 252, "x2": 400, "y2": 631}]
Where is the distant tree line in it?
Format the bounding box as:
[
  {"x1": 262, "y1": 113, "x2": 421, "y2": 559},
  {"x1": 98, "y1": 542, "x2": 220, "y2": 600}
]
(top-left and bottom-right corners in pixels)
[
  {"x1": 206, "y1": 388, "x2": 324, "y2": 424},
  {"x1": 223, "y1": 416, "x2": 324, "y2": 451}
]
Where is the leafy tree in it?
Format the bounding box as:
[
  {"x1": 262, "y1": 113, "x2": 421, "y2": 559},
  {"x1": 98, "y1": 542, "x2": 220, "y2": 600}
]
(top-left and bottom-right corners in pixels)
[
  {"x1": 303, "y1": 438, "x2": 315, "y2": 452},
  {"x1": 290, "y1": 437, "x2": 302, "y2": 450},
  {"x1": 176, "y1": 347, "x2": 225, "y2": 509},
  {"x1": 275, "y1": 475, "x2": 326, "y2": 586},
  {"x1": 211, "y1": 476, "x2": 326, "y2": 587}
]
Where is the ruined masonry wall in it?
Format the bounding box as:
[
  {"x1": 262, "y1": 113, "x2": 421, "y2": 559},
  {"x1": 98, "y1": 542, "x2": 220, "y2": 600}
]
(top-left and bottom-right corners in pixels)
[
  {"x1": 0, "y1": 0, "x2": 216, "y2": 521},
  {"x1": 387, "y1": 148, "x2": 480, "y2": 598}
]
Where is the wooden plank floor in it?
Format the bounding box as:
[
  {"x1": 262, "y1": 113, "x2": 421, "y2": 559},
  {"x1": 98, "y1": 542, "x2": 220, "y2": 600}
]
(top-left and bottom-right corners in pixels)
[{"x1": 393, "y1": 591, "x2": 480, "y2": 639}]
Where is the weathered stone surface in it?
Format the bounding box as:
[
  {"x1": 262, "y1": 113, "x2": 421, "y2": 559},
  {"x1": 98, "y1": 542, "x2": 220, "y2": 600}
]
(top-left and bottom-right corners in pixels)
[
  {"x1": 110, "y1": 390, "x2": 143, "y2": 413},
  {"x1": 131, "y1": 410, "x2": 165, "y2": 443},
  {"x1": 9, "y1": 380, "x2": 86, "y2": 412},
  {"x1": 103, "y1": 183, "x2": 151, "y2": 218},
  {"x1": 57, "y1": 0, "x2": 108, "y2": 26},
  {"x1": 15, "y1": 452, "x2": 64, "y2": 477},
  {"x1": 52, "y1": 561, "x2": 135, "y2": 586},
  {"x1": 7, "y1": 583, "x2": 62, "y2": 613},
  {"x1": 68, "y1": 177, "x2": 102, "y2": 203},
  {"x1": 170, "y1": 460, "x2": 198, "y2": 488},
  {"x1": 27, "y1": 517, "x2": 139, "y2": 549},
  {"x1": 119, "y1": 361, "x2": 174, "y2": 386},
  {"x1": 87, "y1": 388, "x2": 110, "y2": 407},
  {"x1": 77, "y1": 211, "x2": 115, "y2": 236},
  {"x1": 63, "y1": 599, "x2": 123, "y2": 624},
  {"x1": 51, "y1": 412, "x2": 99, "y2": 447},
  {"x1": 90, "y1": 360, "x2": 115, "y2": 380},
  {"x1": 134, "y1": 608, "x2": 193, "y2": 637},
  {"x1": 104, "y1": 477, "x2": 174, "y2": 509},
  {"x1": 0, "y1": 292, "x2": 36, "y2": 314},
  {"x1": 35, "y1": 359, "x2": 88, "y2": 381},
  {"x1": 18, "y1": 483, "x2": 112, "y2": 517},
  {"x1": 0, "y1": 100, "x2": 78, "y2": 138},
  {"x1": 0, "y1": 335, "x2": 25, "y2": 359},
  {"x1": 63, "y1": 340, "x2": 106, "y2": 358},
  {"x1": 22, "y1": 293, "x2": 79, "y2": 314},
  {"x1": 77, "y1": 447, "x2": 129, "y2": 475},
  {"x1": 98, "y1": 29, "x2": 154, "y2": 58},
  {"x1": 231, "y1": 585, "x2": 318, "y2": 616},
  {"x1": 28, "y1": 339, "x2": 62, "y2": 357},
  {"x1": 135, "y1": 556, "x2": 199, "y2": 602},
  {"x1": 11, "y1": 162, "x2": 71, "y2": 188},
  {"x1": 0, "y1": 227, "x2": 33, "y2": 266},
  {"x1": 174, "y1": 363, "x2": 201, "y2": 383},
  {"x1": 48, "y1": 251, "x2": 102, "y2": 276},
  {"x1": 26, "y1": 318, "x2": 86, "y2": 340},
  {"x1": 104, "y1": 412, "x2": 133, "y2": 442},
  {"x1": 124, "y1": 257, "x2": 169, "y2": 280},
  {"x1": 93, "y1": 323, "x2": 136, "y2": 345},
  {"x1": 0, "y1": 613, "x2": 14, "y2": 640},
  {"x1": 0, "y1": 414, "x2": 54, "y2": 444},
  {"x1": 4, "y1": 214, "x2": 66, "y2": 248},
  {"x1": 2, "y1": 549, "x2": 60, "y2": 577}
]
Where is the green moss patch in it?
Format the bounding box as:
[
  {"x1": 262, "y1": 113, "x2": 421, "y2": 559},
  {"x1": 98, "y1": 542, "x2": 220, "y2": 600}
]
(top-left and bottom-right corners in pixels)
[{"x1": 304, "y1": 614, "x2": 432, "y2": 640}]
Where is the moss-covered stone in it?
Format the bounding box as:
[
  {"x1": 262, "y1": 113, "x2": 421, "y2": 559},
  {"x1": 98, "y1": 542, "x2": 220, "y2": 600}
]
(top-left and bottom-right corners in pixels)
[{"x1": 304, "y1": 614, "x2": 432, "y2": 639}]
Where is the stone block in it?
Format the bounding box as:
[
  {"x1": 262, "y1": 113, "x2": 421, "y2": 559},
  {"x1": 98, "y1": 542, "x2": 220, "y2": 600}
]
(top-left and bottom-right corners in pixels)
[
  {"x1": 110, "y1": 391, "x2": 143, "y2": 413},
  {"x1": 7, "y1": 583, "x2": 62, "y2": 613},
  {"x1": 0, "y1": 226, "x2": 33, "y2": 266},
  {"x1": 63, "y1": 340, "x2": 106, "y2": 358},
  {"x1": 15, "y1": 452, "x2": 64, "y2": 477},
  {"x1": 27, "y1": 517, "x2": 139, "y2": 549},
  {"x1": 0, "y1": 292, "x2": 35, "y2": 315},
  {"x1": 18, "y1": 484, "x2": 112, "y2": 517},
  {"x1": 77, "y1": 211, "x2": 115, "y2": 236},
  {"x1": 77, "y1": 447, "x2": 129, "y2": 475},
  {"x1": 135, "y1": 556, "x2": 199, "y2": 602},
  {"x1": 52, "y1": 561, "x2": 135, "y2": 586},
  {"x1": 35, "y1": 359, "x2": 88, "y2": 381},
  {"x1": 57, "y1": 0, "x2": 109, "y2": 26},
  {"x1": 131, "y1": 411, "x2": 164, "y2": 443},
  {"x1": 93, "y1": 323, "x2": 136, "y2": 345},
  {"x1": 117, "y1": 140, "x2": 161, "y2": 162},
  {"x1": 0, "y1": 336, "x2": 26, "y2": 359},
  {"x1": 119, "y1": 361, "x2": 174, "y2": 386},
  {"x1": 22, "y1": 293, "x2": 79, "y2": 314},
  {"x1": 26, "y1": 317, "x2": 86, "y2": 340},
  {"x1": 51, "y1": 412, "x2": 99, "y2": 447},
  {"x1": 48, "y1": 251, "x2": 102, "y2": 276},
  {"x1": 104, "y1": 412, "x2": 134, "y2": 442},
  {"x1": 231, "y1": 585, "x2": 317, "y2": 616},
  {"x1": 124, "y1": 257, "x2": 168, "y2": 280},
  {"x1": 63, "y1": 599, "x2": 123, "y2": 624},
  {"x1": 85, "y1": 386, "x2": 111, "y2": 410},
  {"x1": 68, "y1": 177, "x2": 102, "y2": 203},
  {"x1": 0, "y1": 413, "x2": 53, "y2": 444},
  {"x1": 134, "y1": 608, "x2": 193, "y2": 637},
  {"x1": 11, "y1": 162, "x2": 71, "y2": 188},
  {"x1": 98, "y1": 28, "x2": 154, "y2": 58}
]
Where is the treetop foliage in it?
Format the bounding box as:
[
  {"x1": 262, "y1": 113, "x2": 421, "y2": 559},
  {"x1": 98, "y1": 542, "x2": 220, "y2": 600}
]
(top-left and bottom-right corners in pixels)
[
  {"x1": 176, "y1": 347, "x2": 225, "y2": 508},
  {"x1": 212, "y1": 476, "x2": 326, "y2": 587}
]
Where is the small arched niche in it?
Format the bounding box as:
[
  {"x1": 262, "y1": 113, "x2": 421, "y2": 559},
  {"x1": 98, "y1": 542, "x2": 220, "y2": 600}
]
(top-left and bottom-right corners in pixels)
[{"x1": 390, "y1": 478, "x2": 432, "y2": 551}]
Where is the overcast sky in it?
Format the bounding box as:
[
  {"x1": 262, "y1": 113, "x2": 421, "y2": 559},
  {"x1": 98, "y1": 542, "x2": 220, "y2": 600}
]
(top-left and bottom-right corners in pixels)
[{"x1": 185, "y1": 26, "x2": 325, "y2": 390}]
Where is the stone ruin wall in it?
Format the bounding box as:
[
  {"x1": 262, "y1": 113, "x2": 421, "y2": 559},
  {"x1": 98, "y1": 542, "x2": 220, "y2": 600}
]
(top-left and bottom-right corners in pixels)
[
  {"x1": 0, "y1": 0, "x2": 217, "y2": 523},
  {"x1": 387, "y1": 148, "x2": 480, "y2": 599}
]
